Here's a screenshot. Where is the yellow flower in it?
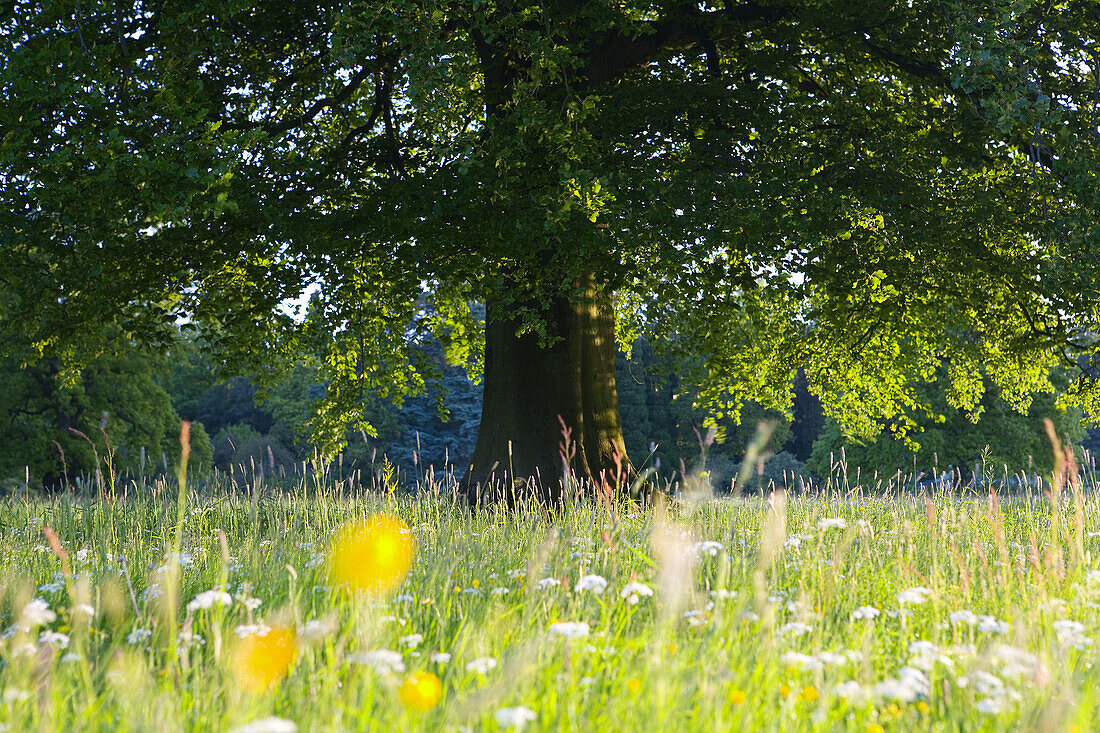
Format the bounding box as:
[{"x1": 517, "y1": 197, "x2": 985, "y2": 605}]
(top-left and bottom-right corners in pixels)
[
  {"x1": 627, "y1": 677, "x2": 642, "y2": 694},
  {"x1": 399, "y1": 671, "x2": 443, "y2": 711},
  {"x1": 917, "y1": 701, "x2": 930, "y2": 715},
  {"x1": 729, "y1": 689, "x2": 746, "y2": 705},
  {"x1": 667, "y1": 643, "x2": 677, "y2": 654},
  {"x1": 328, "y1": 515, "x2": 414, "y2": 594},
  {"x1": 779, "y1": 684, "x2": 791, "y2": 698},
  {"x1": 867, "y1": 725, "x2": 884, "y2": 733},
  {"x1": 232, "y1": 626, "x2": 296, "y2": 693},
  {"x1": 802, "y1": 685, "x2": 818, "y2": 702}
]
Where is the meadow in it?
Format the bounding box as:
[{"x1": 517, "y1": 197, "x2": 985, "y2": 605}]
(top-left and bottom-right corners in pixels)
[{"x1": 2, "y1": 464, "x2": 1100, "y2": 732}]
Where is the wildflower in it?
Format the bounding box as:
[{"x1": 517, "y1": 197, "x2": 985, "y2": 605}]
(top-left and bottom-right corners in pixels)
[
  {"x1": 20, "y1": 599, "x2": 56, "y2": 628},
  {"x1": 684, "y1": 610, "x2": 708, "y2": 627},
  {"x1": 187, "y1": 589, "x2": 232, "y2": 612},
  {"x1": 780, "y1": 622, "x2": 813, "y2": 637},
  {"x1": 399, "y1": 633, "x2": 423, "y2": 648},
  {"x1": 238, "y1": 597, "x2": 263, "y2": 612},
  {"x1": 227, "y1": 718, "x2": 298, "y2": 733},
  {"x1": 349, "y1": 649, "x2": 406, "y2": 674},
  {"x1": 1054, "y1": 620, "x2": 1093, "y2": 649},
  {"x1": 466, "y1": 656, "x2": 498, "y2": 674},
  {"x1": 991, "y1": 644, "x2": 1042, "y2": 679},
  {"x1": 949, "y1": 610, "x2": 979, "y2": 625},
  {"x1": 781, "y1": 652, "x2": 823, "y2": 670},
  {"x1": 494, "y1": 706, "x2": 537, "y2": 730},
  {"x1": 729, "y1": 689, "x2": 746, "y2": 705},
  {"x1": 908, "y1": 640, "x2": 952, "y2": 671},
  {"x1": 399, "y1": 671, "x2": 443, "y2": 711},
  {"x1": 851, "y1": 606, "x2": 880, "y2": 621},
  {"x1": 801, "y1": 685, "x2": 819, "y2": 702},
  {"x1": 977, "y1": 616, "x2": 1009, "y2": 634},
  {"x1": 897, "y1": 587, "x2": 932, "y2": 605},
  {"x1": 38, "y1": 580, "x2": 64, "y2": 593},
  {"x1": 299, "y1": 619, "x2": 335, "y2": 642},
  {"x1": 232, "y1": 626, "x2": 297, "y2": 693},
  {"x1": 867, "y1": 725, "x2": 885, "y2": 733},
  {"x1": 430, "y1": 652, "x2": 452, "y2": 664},
  {"x1": 689, "y1": 541, "x2": 724, "y2": 558},
  {"x1": 234, "y1": 624, "x2": 272, "y2": 639},
  {"x1": 779, "y1": 684, "x2": 791, "y2": 698},
  {"x1": 127, "y1": 628, "x2": 153, "y2": 645},
  {"x1": 620, "y1": 582, "x2": 654, "y2": 605},
  {"x1": 536, "y1": 578, "x2": 560, "y2": 590},
  {"x1": 328, "y1": 515, "x2": 414, "y2": 594},
  {"x1": 574, "y1": 574, "x2": 608, "y2": 594},
  {"x1": 834, "y1": 681, "x2": 867, "y2": 702},
  {"x1": 874, "y1": 667, "x2": 929, "y2": 702},
  {"x1": 38, "y1": 631, "x2": 70, "y2": 648},
  {"x1": 548, "y1": 622, "x2": 590, "y2": 639},
  {"x1": 627, "y1": 678, "x2": 642, "y2": 694},
  {"x1": 74, "y1": 604, "x2": 95, "y2": 617},
  {"x1": 976, "y1": 697, "x2": 1003, "y2": 714},
  {"x1": 816, "y1": 518, "x2": 847, "y2": 531}
]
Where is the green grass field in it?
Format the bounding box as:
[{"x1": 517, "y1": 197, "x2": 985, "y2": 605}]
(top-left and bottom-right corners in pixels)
[{"x1": 2, "y1": 472, "x2": 1099, "y2": 731}]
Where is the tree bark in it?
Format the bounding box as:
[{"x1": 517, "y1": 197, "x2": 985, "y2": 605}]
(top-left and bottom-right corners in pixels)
[{"x1": 460, "y1": 271, "x2": 634, "y2": 504}]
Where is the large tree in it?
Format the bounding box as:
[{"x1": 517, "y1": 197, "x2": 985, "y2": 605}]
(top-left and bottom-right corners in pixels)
[{"x1": 2, "y1": 0, "x2": 1099, "y2": 502}]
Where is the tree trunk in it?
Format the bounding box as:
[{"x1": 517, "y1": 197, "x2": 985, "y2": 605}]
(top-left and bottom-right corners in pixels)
[{"x1": 460, "y1": 271, "x2": 633, "y2": 504}]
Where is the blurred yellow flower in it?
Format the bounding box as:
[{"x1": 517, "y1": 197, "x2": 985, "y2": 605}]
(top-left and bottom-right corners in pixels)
[
  {"x1": 232, "y1": 626, "x2": 296, "y2": 693},
  {"x1": 729, "y1": 689, "x2": 745, "y2": 705},
  {"x1": 627, "y1": 678, "x2": 642, "y2": 694},
  {"x1": 917, "y1": 701, "x2": 930, "y2": 715},
  {"x1": 867, "y1": 725, "x2": 884, "y2": 733},
  {"x1": 802, "y1": 685, "x2": 818, "y2": 702},
  {"x1": 779, "y1": 684, "x2": 791, "y2": 698},
  {"x1": 399, "y1": 671, "x2": 442, "y2": 711},
  {"x1": 329, "y1": 515, "x2": 414, "y2": 593}
]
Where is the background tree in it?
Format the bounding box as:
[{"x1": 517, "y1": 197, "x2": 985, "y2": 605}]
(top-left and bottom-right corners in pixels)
[
  {"x1": 807, "y1": 369, "x2": 1085, "y2": 483},
  {"x1": 0, "y1": 331, "x2": 212, "y2": 490},
  {"x1": 3, "y1": 1, "x2": 1100, "y2": 503}
]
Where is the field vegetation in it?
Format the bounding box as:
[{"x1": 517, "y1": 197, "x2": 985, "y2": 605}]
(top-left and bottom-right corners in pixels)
[{"x1": 2, "y1": 444, "x2": 1100, "y2": 732}]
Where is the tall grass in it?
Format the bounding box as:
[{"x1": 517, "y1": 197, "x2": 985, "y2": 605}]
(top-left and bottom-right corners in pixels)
[{"x1": 1, "y1": 461, "x2": 1099, "y2": 731}]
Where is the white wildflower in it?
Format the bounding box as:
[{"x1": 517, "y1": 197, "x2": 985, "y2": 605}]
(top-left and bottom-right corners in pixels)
[
  {"x1": 548, "y1": 622, "x2": 590, "y2": 639},
  {"x1": 817, "y1": 517, "x2": 847, "y2": 531},
  {"x1": 781, "y1": 652, "x2": 823, "y2": 670},
  {"x1": 20, "y1": 599, "x2": 56, "y2": 628},
  {"x1": 233, "y1": 624, "x2": 272, "y2": 639},
  {"x1": 38, "y1": 630, "x2": 70, "y2": 648},
  {"x1": 780, "y1": 621, "x2": 813, "y2": 637},
  {"x1": 227, "y1": 717, "x2": 299, "y2": 733},
  {"x1": 897, "y1": 587, "x2": 932, "y2": 605},
  {"x1": 536, "y1": 578, "x2": 560, "y2": 590},
  {"x1": 187, "y1": 589, "x2": 232, "y2": 612},
  {"x1": 949, "y1": 610, "x2": 979, "y2": 625},
  {"x1": 573, "y1": 575, "x2": 608, "y2": 594},
  {"x1": 494, "y1": 706, "x2": 537, "y2": 730},
  {"x1": 874, "y1": 667, "x2": 929, "y2": 702},
  {"x1": 977, "y1": 616, "x2": 1009, "y2": 634},
  {"x1": 620, "y1": 582, "x2": 654, "y2": 605},
  {"x1": 466, "y1": 656, "x2": 498, "y2": 674},
  {"x1": 399, "y1": 633, "x2": 423, "y2": 648},
  {"x1": 349, "y1": 649, "x2": 405, "y2": 674},
  {"x1": 851, "y1": 606, "x2": 880, "y2": 621},
  {"x1": 834, "y1": 680, "x2": 868, "y2": 702},
  {"x1": 689, "y1": 541, "x2": 724, "y2": 558},
  {"x1": 431, "y1": 652, "x2": 452, "y2": 664}
]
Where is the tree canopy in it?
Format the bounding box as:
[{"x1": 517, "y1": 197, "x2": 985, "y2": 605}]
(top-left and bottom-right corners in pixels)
[{"x1": 3, "y1": 1, "x2": 1100, "y2": 489}]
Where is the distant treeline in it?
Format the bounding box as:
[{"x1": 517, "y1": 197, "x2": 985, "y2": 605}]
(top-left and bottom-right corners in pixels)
[{"x1": 1, "y1": 326, "x2": 1094, "y2": 492}]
